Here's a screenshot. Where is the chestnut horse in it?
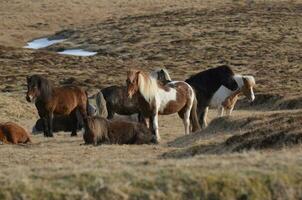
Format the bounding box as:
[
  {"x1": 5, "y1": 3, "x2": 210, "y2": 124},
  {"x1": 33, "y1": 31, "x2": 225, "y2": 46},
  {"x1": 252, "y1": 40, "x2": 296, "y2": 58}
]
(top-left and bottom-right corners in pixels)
[
  {"x1": 26, "y1": 75, "x2": 89, "y2": 137},
  {"x1": 0, "y1": 122, "x2": 31, "y2": 144},
  {"x1": 126, "y1": 69, "x2": 200, "y2": 142}
]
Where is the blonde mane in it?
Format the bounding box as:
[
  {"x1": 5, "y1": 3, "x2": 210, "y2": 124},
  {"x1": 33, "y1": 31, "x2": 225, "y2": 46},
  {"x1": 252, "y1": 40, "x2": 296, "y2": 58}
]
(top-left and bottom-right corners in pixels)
[
  {"x1": 234, "y1": 75, "x2": 256, "y2": 88},
  {"x1": 137, "y1": 71, "x2": 159, "y2": 103},
  {"x1": 243, "y1": 75, "x2": 256, "y2": 87}
]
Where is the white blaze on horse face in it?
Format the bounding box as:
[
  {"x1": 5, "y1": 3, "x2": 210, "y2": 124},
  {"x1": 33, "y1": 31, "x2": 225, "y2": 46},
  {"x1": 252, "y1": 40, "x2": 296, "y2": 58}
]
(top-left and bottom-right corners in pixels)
[
  {"x1": 157, "y1": 82, "x2": 177, "y2": 113},
  {"x1": 249, "y1": 88, "x2": 255, "y2": 102}
]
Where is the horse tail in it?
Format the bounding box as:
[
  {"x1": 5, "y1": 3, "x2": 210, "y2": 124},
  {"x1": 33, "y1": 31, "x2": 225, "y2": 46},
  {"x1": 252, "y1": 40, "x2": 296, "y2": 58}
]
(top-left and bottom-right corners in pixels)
[
  {"x1": 95, "y1": 91, "x2": 108, "y2": 118},
  {"x1": 84, "y1": 91, "x2": 90, "y2": 117},
  {"x1": 190, "y1": 91, "x2": 201, "y2": 132}
]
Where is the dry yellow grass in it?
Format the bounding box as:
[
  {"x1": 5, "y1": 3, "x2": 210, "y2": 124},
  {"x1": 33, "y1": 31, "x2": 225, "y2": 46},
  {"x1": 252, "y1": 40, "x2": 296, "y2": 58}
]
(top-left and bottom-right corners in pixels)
[{"x1": 0, "y1": 0, "x2": 302, "y2": 199}]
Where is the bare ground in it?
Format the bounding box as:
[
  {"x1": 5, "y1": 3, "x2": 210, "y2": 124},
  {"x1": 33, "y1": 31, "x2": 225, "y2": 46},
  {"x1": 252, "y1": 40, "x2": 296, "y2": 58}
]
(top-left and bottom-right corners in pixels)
[{"x1": 0, "y1": 0, "x2": 302, "y2": 199}]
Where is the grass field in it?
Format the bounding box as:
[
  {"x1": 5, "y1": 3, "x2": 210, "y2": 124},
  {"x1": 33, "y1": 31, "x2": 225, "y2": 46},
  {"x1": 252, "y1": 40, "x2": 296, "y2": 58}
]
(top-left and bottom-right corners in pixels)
[{"x1": 0, "y1": 0, "x2": 302, "y2": 199}]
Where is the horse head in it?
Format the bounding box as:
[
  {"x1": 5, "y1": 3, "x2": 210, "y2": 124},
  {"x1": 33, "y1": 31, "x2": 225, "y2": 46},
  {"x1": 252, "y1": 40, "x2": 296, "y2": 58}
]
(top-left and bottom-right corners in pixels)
[
  {"x1": 241, "y1": 76, "x2": 256, "y2": 102},
  {"x1": 126, "y1": 69, "x2": 140, "y2": 98},
  {"x1": 26, "y1": 75, "x2": 52, "y2": 102},
  {"x1": 150, "y1": 68, "x2": 172, "y2": 85}
]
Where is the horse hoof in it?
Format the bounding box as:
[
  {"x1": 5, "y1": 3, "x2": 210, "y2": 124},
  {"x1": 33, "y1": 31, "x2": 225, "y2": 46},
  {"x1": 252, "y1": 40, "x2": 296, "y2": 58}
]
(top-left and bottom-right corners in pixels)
[
  {"x1": 151, "y1": 137, "x2": 160, "y2": 144},
  {"x1": 71, "y1": 133, "x2": 77, "y2": 137}
]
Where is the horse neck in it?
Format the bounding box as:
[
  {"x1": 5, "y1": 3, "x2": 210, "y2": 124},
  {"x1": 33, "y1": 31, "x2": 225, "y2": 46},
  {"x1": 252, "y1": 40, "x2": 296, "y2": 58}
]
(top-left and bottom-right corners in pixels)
[
  {"x1": 38, "y1": 82, "x2": 54, "y2": 102},
  {"x1": 138, "y1": 73, "x2": 159, "y2": 104},
  {"x1": 233, "y1": 75, "x2": 244, "y2": 89}
]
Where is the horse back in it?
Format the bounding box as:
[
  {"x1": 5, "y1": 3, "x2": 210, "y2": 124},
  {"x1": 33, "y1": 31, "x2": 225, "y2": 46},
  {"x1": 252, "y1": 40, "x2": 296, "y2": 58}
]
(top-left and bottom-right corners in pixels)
[
  {"x1": 102, "y1": 85, "x2": 140, "y2": 115},
  {"x1": 52, "y1": 86, "x2": 87, "y2": 115},
  {"x1": 158, "y1": 81, "x2": 193, "y2": 115},
  {"x1": 0, "y1": 122, "x2": 31, "y2": 144}
]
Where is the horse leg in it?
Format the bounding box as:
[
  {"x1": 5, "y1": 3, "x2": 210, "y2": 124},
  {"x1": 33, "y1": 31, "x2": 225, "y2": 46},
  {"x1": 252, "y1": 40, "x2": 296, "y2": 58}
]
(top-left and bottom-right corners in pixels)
[
  {"x1": 178, "y1": 105, "x2": 191, "y2": 135},
  {"x1": 218, "y1": 106, "x2": 224, "y2": 117},
  {"x1": 70, "y1": 110, "x2": 78, "y2": 137},
  {"x1": 48, "y1": 113, "x2": 54, "y2": 137},
  {"x1": 226, "y1": 106, "x2": 234, "y2": 116},
  {"x1": 202, "y1": 107, "x2": 209, "y2": 129},
  {"x1": 197, "y1": 105, "x2": 208, "y2": 129},
  {"x1": 43, "y1": 117, "x2": 49, "y2": 137},
  {"x1": 184, "y1": 108, "x2": 191, "y2": 135},
  {"x1": 150, "y1": 113, "x2": 160, "y2": 142}
]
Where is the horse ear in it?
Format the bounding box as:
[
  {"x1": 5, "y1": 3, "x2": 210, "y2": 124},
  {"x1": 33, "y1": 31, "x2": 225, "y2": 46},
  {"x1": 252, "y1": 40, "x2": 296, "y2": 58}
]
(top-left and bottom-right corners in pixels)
[{"x1": 242, "y1": 77, "x2": 248, "y2": 85}]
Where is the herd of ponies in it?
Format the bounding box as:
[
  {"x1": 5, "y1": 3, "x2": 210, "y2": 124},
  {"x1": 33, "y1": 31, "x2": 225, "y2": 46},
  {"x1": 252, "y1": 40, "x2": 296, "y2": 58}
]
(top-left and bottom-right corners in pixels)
[{"x1": 0, "y1": 65, "x2": 255, "y2": 145}]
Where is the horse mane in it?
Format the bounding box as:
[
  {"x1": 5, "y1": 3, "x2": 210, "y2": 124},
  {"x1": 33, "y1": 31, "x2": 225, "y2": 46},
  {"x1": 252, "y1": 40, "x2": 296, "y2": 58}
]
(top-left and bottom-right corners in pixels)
[
  {"x1": 187, "y1": 64, "x2": 235, "y2": 80},
  {"x1": 243, "y1": 75, "x2": 256, "y2": 86},
  {"x1": 234, "y1": 75, "x2": 256, "y2": 88},
  {"x1": 136, "y1": 70, "x2": 158, "y2": 103},
  {"x1": 34, "y1": 75, "x2": 53, "y2": 100},
  {"x1": 161, "y1": 68, "x2": 172, "y2": 81},
  {"x1": 150, "y1": 68, "x2": 172, "y2": 81}
]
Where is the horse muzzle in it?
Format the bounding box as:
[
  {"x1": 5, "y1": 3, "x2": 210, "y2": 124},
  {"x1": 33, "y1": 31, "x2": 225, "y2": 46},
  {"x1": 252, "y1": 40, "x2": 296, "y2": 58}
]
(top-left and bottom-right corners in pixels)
[
  {"x1": 127, "y1": 90, "x2": 134, "y2": 99},
  {"x1": 249, "y1": 95, "x2": 255, "y2": 102}
]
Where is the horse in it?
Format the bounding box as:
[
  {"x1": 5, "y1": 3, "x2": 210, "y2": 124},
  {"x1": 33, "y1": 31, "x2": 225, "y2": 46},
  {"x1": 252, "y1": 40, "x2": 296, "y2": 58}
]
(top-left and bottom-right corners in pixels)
[
  {"x1": 32, "y1": 104, "x2": 97, "y2": 134},
  {"x1": 0, "y1": 122, "x2": 31, "y2": 144},
  {"x1": 126, "y1": 69, "x2": 200, "y2": 142},
  {"x1": 185, "y1": 65, "x2": 241, "y2": 128},
  {"x1": 94, "y1": 68, "x2": 172, "y2": 122},
  {"x1": 210, "y1": 75, "x2": 256, "y2": 117},
  {"x1": 26, "y1": 75, "x2": 89, "y2": 137},
  {"x1": 83, "y1": 116, "x2": 156, "y2": 145}
]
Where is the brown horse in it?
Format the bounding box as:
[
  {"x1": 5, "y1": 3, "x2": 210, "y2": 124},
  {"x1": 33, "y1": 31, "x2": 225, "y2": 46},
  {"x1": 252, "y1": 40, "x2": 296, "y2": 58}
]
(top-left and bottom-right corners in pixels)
[
  {"x1": 26, "y1": 75, "x2": 89, "y2": 137},
  {"x1": 83, "y1": 116, "x2": 156, "y2": 145},
  {"x1": 0, "y1": 122, "x2": 31, "y2": 144},
  {"x1": 126, "y1": 69, "x2": 200, "y2": 143}
]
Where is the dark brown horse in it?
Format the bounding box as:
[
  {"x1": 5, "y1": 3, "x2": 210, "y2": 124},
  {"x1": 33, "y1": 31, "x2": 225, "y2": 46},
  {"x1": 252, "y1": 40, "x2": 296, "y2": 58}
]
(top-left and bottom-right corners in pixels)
[
  {"x1": 0, "y1": 122, "x2": 31, "y2": 144},
  {"x1": 32, "y1": 104, "x2": 97, "y2": 134},
  {"x1": 83, "y1": 116, "x2": 156, "y2": 145},
  {"x1": 26, "y1": 75, "x2": 89, "y2": 137}
]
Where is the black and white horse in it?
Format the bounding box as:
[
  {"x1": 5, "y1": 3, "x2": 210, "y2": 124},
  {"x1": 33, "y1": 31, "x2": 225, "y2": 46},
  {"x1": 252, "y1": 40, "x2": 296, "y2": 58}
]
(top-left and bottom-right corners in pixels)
[{"x1": 185, "y1": 65, "x2": 255, "y2": 128}]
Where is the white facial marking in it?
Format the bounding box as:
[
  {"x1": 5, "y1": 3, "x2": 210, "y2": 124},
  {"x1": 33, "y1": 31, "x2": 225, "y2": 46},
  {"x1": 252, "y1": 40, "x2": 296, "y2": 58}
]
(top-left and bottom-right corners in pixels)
[{"x1": 250, "y1": 89, "x2": 255, "y2": 101}]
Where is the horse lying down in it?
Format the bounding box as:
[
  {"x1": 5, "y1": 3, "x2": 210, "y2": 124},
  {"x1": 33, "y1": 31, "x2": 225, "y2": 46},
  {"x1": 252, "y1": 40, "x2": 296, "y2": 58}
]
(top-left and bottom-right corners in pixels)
[
  {"x1": 0, "y1": 122, "x2": 31, "y2": 144},
  {"x1": 83, "y1": 116, "x2": 156, "y2": 145}
]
